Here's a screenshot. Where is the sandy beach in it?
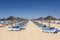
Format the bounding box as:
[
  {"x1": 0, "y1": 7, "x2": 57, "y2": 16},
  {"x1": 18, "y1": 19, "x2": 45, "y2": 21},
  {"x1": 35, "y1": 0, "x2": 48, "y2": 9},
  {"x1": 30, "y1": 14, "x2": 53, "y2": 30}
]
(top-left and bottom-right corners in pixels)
[{"x1": 0, "y1": 20, "x2": 60, "y2": 40}]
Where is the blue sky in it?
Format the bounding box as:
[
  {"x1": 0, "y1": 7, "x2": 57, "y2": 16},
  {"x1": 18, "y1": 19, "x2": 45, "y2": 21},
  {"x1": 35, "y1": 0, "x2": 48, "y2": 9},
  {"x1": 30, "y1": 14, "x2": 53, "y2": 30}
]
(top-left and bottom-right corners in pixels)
[{"x1": 0, "y1": 0, "x2": 60, "y2": 19}]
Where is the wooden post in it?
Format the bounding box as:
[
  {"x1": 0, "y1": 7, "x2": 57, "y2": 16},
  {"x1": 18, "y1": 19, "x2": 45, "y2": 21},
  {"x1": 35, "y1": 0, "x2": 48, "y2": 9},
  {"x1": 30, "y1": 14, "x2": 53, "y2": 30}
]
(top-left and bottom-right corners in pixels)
[
  {"x1": 3, "y1": 20, "x2": 6, "y2": 26},
  {"x1": 54, "y1": 20, "x2": 55, "y2": 23},
  {"x1": 48, "y1": 17, "x2": 51, "y2": 28},
  {"x1": 11, "y1": 20, "x2": 14, "y2": 26},
  {"x1": 41, "y1": 19, "x2": 43, "y2": 24}
]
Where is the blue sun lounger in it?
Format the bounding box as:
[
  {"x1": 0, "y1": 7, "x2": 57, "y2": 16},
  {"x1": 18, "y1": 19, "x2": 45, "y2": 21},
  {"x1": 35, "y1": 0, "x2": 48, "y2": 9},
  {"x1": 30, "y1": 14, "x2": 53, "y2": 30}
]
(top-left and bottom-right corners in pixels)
[
  {"x1": 49, "y1": 27, "x2": 58, "y2": 33},
  {"x1": 41, "y1": 27, "x2": 49, "y2": 32},
  {"x1": 15, "y1": 24, "x2": 21, "y2": 27},
  {"x1": 8, "y1": 26, "x2": 20, "y2": 31},
  {"x1": 41, "y1": 27, "x2": 58, "y2": 33},
  {"x1": 8, "y1": 24, "x2": 21, "y2": 31},
  {"x1": 57, "y1": 22, "x2": 60, "y2": 24}
]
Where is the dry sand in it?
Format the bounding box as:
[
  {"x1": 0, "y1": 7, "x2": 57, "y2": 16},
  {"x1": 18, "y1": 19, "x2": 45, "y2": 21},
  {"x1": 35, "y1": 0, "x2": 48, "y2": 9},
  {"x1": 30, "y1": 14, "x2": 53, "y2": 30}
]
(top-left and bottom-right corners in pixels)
[{"x1": 0, "y1": 21, "x2": 60, "y2": 40}]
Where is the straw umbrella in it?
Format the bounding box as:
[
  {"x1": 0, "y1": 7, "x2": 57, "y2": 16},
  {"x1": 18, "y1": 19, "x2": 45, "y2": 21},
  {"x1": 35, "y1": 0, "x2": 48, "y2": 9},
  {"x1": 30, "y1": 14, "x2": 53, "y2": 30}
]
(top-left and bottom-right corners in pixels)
[
  {"x1": 7, "y1": 16, "x2": 15, "y2": 26},
  {"x1": 1, "y1": 18, "x2": 7, "y2": 26}
]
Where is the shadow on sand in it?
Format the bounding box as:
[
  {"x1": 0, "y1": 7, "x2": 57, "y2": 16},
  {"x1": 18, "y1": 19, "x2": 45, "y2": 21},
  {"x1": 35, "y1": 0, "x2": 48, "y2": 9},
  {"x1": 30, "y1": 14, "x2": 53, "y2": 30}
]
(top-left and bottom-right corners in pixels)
[
  {"x1": 20, "y1": 28, "x2": 26, "y2": 31},
  {"x1": 58, "y1": 30, "x2": 60, "y2": 32}
]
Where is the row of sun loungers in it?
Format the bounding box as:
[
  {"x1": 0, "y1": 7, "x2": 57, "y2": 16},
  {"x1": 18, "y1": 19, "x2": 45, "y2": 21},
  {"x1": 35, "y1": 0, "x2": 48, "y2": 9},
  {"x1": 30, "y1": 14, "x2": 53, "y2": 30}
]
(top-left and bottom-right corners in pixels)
[
  {"x1": 42, "y1": 20, "x2": 60, "y2": 24},
  {"x1": 0, "y1": 20, "x2": 29, "y2": 31},
  {"x1": 32, "y1": 20, "x2": 58, "y2": 33},
  {"x1": 32, "y1": 20, "x2": 46, "y2": 27},
  {"x1": 8, "y1": 20, "x2": 29, "y2": 31},
  {"x1": 40, "y1": 20, "x2": 60, "y2": 25}
]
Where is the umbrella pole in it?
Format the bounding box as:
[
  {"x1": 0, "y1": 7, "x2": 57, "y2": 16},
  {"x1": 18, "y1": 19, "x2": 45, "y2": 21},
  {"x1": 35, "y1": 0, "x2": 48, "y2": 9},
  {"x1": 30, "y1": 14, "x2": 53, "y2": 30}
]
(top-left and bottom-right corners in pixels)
[
  {"x1": 48, "y1": 17, "x2": 51, "y2": 28},
  {"x1": 41, "y1": 20, "x2": 42, "y2": 24},
  {"x1": 41, "y1": 19, "x2": 43, "y2": 24}
]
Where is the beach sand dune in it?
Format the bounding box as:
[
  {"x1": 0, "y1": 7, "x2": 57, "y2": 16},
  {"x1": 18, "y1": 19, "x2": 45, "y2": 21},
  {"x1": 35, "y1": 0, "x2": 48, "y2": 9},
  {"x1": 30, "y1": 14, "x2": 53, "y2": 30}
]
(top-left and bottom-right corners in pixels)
[{"x1": 0, "y1": 21, "x2": 60, "y2": 40}]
